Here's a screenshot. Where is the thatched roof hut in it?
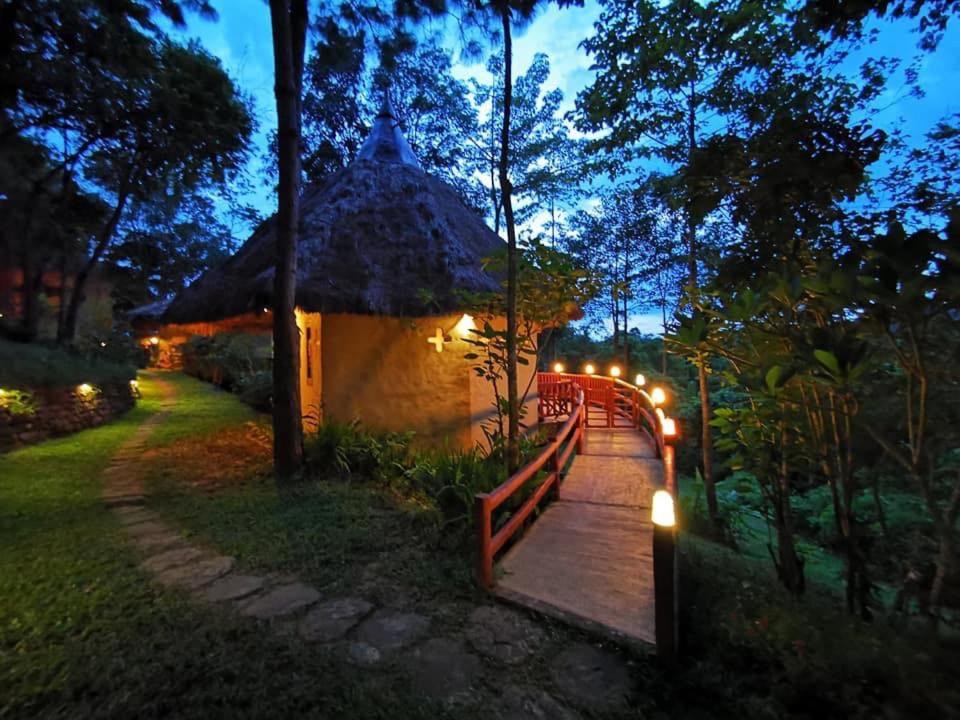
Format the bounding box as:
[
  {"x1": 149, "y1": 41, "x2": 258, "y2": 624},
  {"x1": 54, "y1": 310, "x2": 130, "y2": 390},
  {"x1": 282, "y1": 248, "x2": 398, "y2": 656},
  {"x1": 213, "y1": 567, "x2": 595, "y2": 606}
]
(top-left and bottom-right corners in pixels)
[
  {"x1": 164, "y1": 97, "x2": 503, "y2": 324},
  {"x1": 156, "y1": 97, "x2": 536, "y2": 449}
]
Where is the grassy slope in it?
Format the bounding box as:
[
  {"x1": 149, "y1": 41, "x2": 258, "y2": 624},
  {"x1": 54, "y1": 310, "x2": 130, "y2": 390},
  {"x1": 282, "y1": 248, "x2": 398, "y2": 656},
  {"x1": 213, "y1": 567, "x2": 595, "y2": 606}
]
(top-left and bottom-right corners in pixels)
[{"x1": 0, "y1": 373, "x2": 450, "y2": 719}]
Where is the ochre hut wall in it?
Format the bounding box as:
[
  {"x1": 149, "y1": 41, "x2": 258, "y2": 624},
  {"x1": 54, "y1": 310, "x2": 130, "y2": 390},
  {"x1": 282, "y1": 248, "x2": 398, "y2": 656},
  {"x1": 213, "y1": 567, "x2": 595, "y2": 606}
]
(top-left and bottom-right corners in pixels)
[
  {"x1": 296, "y1": 310, "x2": 322, "y2": 430},
  {"x1": 321, "y1": 313, "x2": 473, "y2": 447}
]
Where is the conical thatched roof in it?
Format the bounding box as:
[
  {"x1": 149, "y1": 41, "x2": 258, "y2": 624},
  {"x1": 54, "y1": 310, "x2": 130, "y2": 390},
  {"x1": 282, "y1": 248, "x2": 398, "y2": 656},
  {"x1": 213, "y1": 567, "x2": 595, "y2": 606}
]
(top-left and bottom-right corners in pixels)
[{"x1": 164, "y1": 98, "x2": 503, "y2": 324}]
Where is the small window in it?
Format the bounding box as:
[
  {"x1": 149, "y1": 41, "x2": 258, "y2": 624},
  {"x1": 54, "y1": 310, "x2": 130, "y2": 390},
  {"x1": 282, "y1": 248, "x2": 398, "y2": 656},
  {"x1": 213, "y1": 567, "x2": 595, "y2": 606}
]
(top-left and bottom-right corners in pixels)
[{"x1": 305, "y1": 327, "x2": 313, "y2": 384}]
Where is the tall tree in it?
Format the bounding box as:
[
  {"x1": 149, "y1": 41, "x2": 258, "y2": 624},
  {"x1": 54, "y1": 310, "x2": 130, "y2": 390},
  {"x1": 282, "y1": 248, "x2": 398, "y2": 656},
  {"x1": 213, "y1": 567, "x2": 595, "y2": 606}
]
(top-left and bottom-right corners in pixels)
[
  {"x1": 458, "y1": 0, "x2": 582, "y2": 471},
  {"x1": 579, "y1": 0, "x2": 733, "y2": 524},
  {"x1": 268, "y1": 0, "x2": 309, "y2": 479}
]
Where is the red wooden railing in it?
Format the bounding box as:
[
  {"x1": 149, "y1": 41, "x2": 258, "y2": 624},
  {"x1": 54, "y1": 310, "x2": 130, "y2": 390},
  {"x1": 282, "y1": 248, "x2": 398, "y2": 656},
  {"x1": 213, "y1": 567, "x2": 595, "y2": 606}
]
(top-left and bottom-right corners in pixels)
[
  {"x1": 475, "y1": 382, "x2": 585, "y2": 588},
  {"x1": 478, "y1": 370, "x2": 680, "y2": 657}
]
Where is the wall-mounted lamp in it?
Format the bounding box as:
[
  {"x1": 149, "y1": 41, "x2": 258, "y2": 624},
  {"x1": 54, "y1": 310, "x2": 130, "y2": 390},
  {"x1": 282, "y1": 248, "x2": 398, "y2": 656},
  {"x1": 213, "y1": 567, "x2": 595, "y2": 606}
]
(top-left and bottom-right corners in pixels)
[{"x1": 454, "y1": 313, "x2": 475, "y2": 337}]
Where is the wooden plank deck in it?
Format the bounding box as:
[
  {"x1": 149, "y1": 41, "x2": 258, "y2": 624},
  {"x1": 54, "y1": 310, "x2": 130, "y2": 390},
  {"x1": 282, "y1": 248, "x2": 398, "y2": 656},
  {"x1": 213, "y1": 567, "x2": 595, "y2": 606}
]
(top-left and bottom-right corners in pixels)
[{"x1": 494, "y1": 429, "x2": 662, "y2": 646}]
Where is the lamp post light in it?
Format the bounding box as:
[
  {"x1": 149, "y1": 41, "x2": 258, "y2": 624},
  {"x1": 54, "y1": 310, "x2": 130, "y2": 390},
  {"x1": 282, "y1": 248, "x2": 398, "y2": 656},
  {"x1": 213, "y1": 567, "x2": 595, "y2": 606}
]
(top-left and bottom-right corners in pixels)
[
  {"x1": 609, "y1": 365, "x2": 621, "y2": 378},
  {"x1": 635, "y1": 373, "x2": 646, "y2": 387},
  {"x1": 553, "y1": 362, "x2": 565, "y2": 374},
  {"x1": 584, "y1": 363, "x2": 596, "y2": 376},
  {"x1": 650, "y1": 386, "x2": 667, "y2": 405},
  {"x1": 652, "y1": 487, "x2": 678, "y2": 664}
]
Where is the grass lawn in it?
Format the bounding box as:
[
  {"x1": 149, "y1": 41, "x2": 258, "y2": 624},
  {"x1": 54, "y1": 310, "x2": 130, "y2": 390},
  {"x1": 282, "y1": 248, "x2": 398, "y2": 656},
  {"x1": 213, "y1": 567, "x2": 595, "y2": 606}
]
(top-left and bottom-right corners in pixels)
[{"x1": 0, "y1": 372, "x2": 467, "y2": 719}]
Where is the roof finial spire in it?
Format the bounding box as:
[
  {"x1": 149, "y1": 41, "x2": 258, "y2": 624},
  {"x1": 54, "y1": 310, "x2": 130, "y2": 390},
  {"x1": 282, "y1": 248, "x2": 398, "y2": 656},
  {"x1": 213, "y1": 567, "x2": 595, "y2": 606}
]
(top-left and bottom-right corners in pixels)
[
  {"x1": 378, "y1": 87, "x2": 396, "y2": 120},
  {"x1": 354, "y1": 88, "x2": 420, "y2": 168}
]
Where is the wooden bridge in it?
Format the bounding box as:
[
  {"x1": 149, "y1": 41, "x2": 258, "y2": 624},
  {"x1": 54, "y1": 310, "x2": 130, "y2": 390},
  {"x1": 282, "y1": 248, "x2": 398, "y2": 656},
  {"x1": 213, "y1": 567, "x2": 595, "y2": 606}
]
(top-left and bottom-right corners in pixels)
[{"x1": 474, "y1": 372, "x2": 679, "y2": 657}]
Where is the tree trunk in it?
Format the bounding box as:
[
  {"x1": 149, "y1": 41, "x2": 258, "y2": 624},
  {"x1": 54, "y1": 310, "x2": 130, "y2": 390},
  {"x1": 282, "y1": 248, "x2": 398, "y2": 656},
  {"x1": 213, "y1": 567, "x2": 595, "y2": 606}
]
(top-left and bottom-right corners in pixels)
[
  {"x1": 268, "y1": 0, "x2": 307, "y2": 480},
  {"x1": 499, "y1": 9, "x2": 520, "y2": 472},
  {"x1": 61, "y1": 180, "x2": 132, "y2": 344},
  {"x1": 773, "y1": 446, "x2": 805, "y2": 596}
]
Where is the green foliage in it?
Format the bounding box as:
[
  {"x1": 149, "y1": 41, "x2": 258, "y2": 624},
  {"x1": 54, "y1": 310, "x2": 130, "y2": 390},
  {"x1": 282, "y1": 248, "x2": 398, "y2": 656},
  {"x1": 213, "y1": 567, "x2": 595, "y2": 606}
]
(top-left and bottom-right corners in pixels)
[
  {"x1": 305, "y1": 420, "x2": 414, "y2": 484},
  {"x1": 0, "y1": 338, "x2": 135, "y2": 388},
  {"x1": 180, "y1": 333, "x2": 271, "y2": 396},
  {"x1": 235, "y1": 370, "x2": 273, "y2": 412},
  {"x1": 0, "y1": 388, "x2": 35, "y2": 416}
]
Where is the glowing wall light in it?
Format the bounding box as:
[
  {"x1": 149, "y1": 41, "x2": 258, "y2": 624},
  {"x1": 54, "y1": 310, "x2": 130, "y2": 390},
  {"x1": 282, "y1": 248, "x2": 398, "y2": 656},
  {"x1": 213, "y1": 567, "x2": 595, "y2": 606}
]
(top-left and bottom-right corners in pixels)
[
  {"x1": 635, "y1": 373, "x2": 646, "y2": 387},
  {"x1": 454, "y1": 313, "x2": 475, "y2": 337},
  {"x1": 651, "y1": 489, "x2": 676, "y2": 527},
  {"x1": 650, "y1": 386, "x2": 667, "y2": 405},
  {"x1": 584, "y1": 363, "x2": 596, "y2": 375},
  {"x1": 552, "y1": 362, "x2": 565, "y2": 373},
  {"x1": 609, "y1": 366, "x2": 621, "y2": 378}
]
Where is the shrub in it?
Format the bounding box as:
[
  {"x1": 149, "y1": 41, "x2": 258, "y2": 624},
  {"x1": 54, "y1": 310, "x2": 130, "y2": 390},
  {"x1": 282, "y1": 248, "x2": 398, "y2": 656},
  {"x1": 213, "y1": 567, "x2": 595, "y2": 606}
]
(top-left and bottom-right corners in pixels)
[
  {"x1": 0, "y1": 338, "x2": 135, "y2": 389},
  {"x1": 236, "y1": 371, "x2": 272, "y2": 411},
  {"x1": 302, "y1": 419, "x2": 555, "y2": 542},
  {"x1": 304, "y1": 420, "x2": 413, "y2": 484},
  {"x1": 181, "y1": 333, "x2": 270, "y2": 390}
]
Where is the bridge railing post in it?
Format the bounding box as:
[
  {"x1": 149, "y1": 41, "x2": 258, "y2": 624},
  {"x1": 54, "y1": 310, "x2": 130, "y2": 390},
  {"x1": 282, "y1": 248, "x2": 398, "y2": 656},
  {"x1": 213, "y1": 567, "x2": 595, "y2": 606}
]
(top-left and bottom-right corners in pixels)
[{"x1": 475, "y1": 495, "x2": 493, "y2": 588}]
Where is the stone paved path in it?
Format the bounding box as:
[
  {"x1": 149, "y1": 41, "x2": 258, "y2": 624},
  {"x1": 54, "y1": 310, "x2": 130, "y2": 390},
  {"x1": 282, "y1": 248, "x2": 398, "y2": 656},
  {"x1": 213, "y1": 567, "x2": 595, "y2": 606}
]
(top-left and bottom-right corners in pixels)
[{"x1": 102, "y1": 374, "x2": 636, "y2": 715}]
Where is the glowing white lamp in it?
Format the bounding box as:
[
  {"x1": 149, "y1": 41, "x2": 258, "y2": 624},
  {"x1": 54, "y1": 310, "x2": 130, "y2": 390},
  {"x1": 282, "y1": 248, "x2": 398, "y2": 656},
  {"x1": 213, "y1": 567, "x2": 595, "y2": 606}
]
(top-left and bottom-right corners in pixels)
[
  {"x1": 652, "y1": 489, "x2": 676, "y2": 527},
  {"x1": 609, "y1": 366, "x2": 621, "y2": 378},
  {"x1": 635, "y1": 373, "x2": 646, "y2": 387},
  {"x1": 553, "y1": 362, "x2": 565, "y2": 373},
  {"x1": 584, "y1": 363, "x2": 596, "y2": 375},
  {"x1": 650, "y1": 386, "x2": 667, "y2": 405},
  {"x1": 454, "y1": 313, "x2": 475, "y2": 336},
  {"x1": 662, "y1": 417, "x2": 677, "y2": 438},
  {"x1": 149, "y1": 336, "x2": 160, "y2": 346},
  {"x1": 78, "y1": 383, "x2": 93, "y2": 395}
]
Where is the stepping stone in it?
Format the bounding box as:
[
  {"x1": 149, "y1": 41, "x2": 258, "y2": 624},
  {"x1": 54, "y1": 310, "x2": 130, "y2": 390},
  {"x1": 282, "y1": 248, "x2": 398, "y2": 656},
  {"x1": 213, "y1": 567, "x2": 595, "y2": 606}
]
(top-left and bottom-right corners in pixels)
[
  {"x1": 154, "y1": 556, "x2": 234, "y2": 590},
  {"x1": 113, "y1": 509, "x2": 158, "y2": 526},
  {"x1": 134, "y1": 530, "x2": 184, "y2": 551},
  {"x1": 347, "y1": 642, "x2": 381, "y2": 667},
  {"x1": 239, "y1": 582, "x2": 320, "y2": 619},
  {"x1": 549, "y1": 643, "x2": 632, "y2": 712},
  {"x1": 408, "y1": 637, "x2": 482, "y2": 705},
  {"x1": 355, "y1": 610, "x2": 430, "y2": 654},
  {"x1": 141, "y1": 546, "x2": 205, "y2": 574},
  {"x1": 496, "y1": 686, "x2": 581, "y2": 720},
  {"x1": 200, "y1": 574, "x2": 266, "y2": 603},
  {"x1": 465, "y1": 605, "x2": 546, "y2": 665},
  {"x1": 299, "y1": 597, "x2": 374, "y2": 642},
  {"x1": 124, "y1": 520, "x2": 171, "y2": 538},
  {"x1": 104, "y1": 494, "x2": 146, "y2": 508}
]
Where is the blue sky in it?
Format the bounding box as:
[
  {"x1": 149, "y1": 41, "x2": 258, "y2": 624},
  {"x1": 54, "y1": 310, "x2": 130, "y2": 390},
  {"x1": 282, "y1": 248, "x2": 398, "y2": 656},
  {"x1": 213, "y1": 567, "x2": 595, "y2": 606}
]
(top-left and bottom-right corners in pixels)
[{"x1": 172, "y1": 1, "x2": 959, "y2": 334}]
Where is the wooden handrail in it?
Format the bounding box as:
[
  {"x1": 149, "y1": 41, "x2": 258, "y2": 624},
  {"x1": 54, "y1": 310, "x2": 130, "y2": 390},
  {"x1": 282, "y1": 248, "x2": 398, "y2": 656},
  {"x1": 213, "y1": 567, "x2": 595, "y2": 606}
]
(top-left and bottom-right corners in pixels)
[{"x1": 475, "y1": 385, "x2": 585, "y2": 588}]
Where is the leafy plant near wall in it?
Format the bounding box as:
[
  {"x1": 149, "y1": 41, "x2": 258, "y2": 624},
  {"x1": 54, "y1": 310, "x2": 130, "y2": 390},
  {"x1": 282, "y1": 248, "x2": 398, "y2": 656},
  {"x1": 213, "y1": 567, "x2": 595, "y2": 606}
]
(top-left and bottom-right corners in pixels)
[
  {"x1": 303, "y1": 419, "x2": 548, "y2": 543},
  {"x1": 181, "y1": 333, "x2": 271, "y2": 392},
  {"x1": 463, "y1": 239, "x2": 598, "y2": 455},
  {"x1": 0, "y1": 389, "x2": 35, "y2": 416}
]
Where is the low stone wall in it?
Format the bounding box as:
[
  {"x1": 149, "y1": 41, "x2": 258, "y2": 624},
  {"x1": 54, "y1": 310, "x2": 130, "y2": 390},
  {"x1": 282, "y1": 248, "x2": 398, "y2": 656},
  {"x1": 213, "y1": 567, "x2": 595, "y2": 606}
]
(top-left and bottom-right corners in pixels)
[{"x1": 0, "y1": 381, "x2": 136, "y2": 452}]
